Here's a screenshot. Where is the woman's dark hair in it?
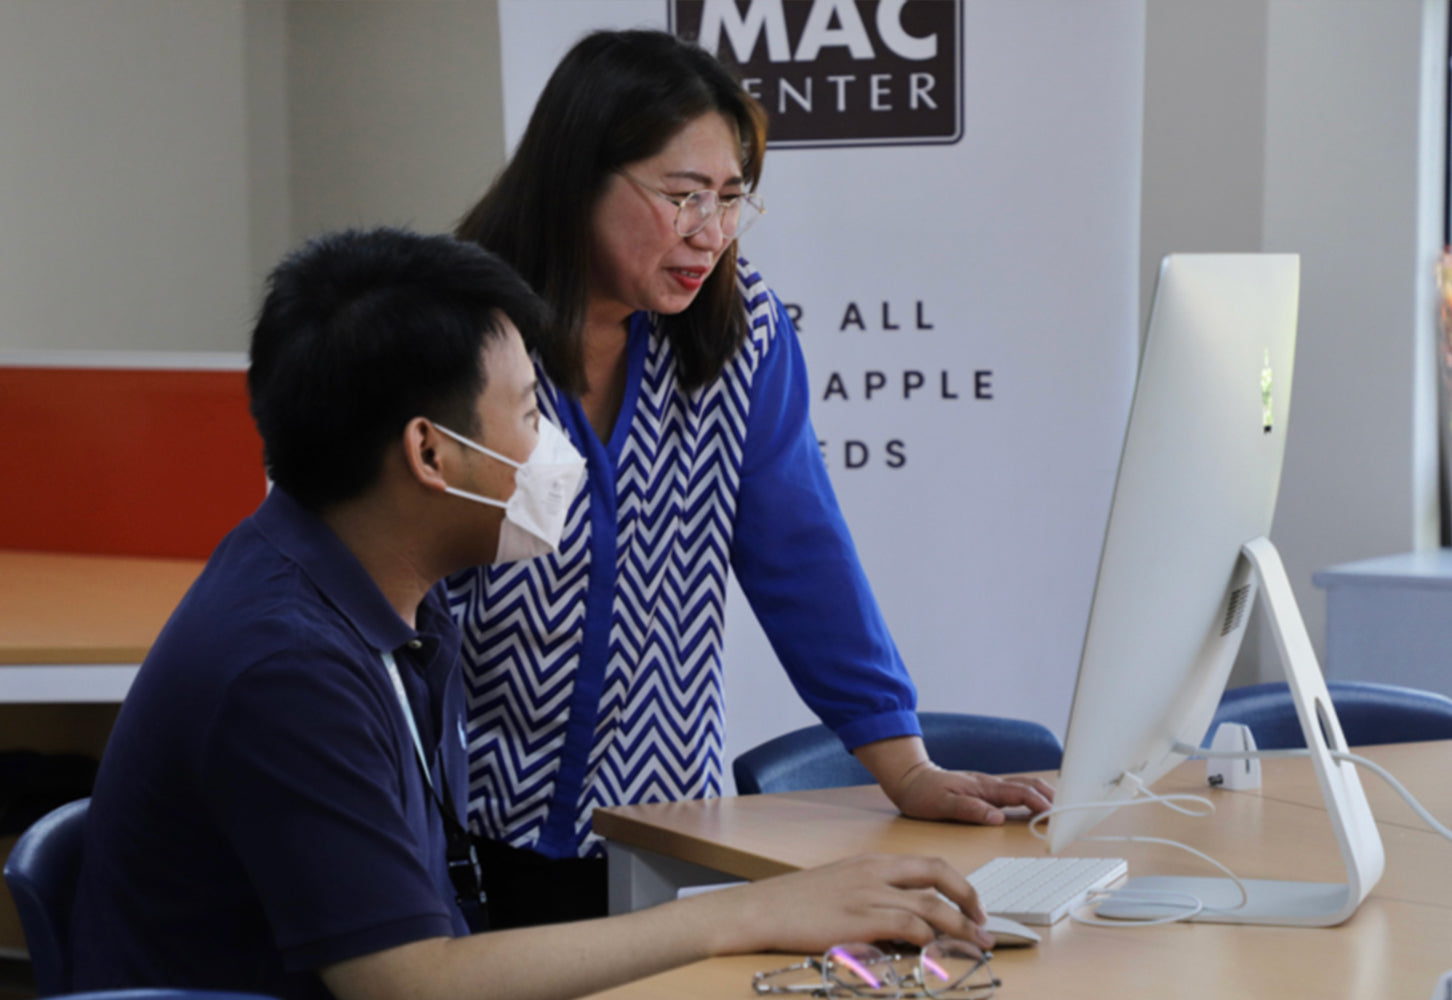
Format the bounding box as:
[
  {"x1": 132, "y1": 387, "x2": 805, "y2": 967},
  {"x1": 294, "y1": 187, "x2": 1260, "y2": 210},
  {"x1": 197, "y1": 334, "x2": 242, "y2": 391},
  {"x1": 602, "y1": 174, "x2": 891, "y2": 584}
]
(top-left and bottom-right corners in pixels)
[
  {"x1": 248, "y1": 227, "x2": 548, "y2": 511},
  {"x1": 456, "y1": 29, "x2": 768, "y2": 394}
]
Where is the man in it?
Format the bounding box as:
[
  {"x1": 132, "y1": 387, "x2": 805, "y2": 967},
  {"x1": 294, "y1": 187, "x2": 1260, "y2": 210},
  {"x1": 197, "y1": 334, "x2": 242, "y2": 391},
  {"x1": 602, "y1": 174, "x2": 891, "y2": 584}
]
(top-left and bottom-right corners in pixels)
[{"x1": 71, "y1": 228, "x2": 992, "y2": 1000}]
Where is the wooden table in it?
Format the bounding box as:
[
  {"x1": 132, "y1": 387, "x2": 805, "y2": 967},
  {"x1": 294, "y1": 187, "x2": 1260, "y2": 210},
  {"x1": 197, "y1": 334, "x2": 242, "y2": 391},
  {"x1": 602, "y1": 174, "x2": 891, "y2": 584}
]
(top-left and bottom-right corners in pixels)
[
  {"x1": 0, "y1": 550, "x2": 202, "y2": 702},
  {"x1": 591, "y1": 742, "x2": 1452, "y2": 999}
]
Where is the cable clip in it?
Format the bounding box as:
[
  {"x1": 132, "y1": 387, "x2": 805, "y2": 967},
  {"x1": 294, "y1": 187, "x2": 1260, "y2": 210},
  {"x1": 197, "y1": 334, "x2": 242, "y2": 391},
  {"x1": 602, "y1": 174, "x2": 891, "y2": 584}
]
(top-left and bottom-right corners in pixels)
[{"x1": 1206, "y1": 723, "x2": 1261, "y2": 790}]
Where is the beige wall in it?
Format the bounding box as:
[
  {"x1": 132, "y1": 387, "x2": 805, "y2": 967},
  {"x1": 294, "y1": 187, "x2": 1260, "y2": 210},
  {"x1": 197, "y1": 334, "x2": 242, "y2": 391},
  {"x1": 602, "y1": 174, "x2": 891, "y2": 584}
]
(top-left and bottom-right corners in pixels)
[
  {"x1": 1140, "y1": 0, "x2": 1268, "y2": 334},
  {"x1": 1257, "y1": 0, "x2": 1444, "y2": 670},
  {"x1": 286, "y1": 1, "x2": 504, "y2": 242},
  {"x1": 0, "y1": 0, "x2": 506, "y2": 354},
  {"x1": 1, "y1": 0, "x2": 1444, "y2": 680},
  {"x1": 1141, "y1": 0, "x2": 1445, "y2": 682},
  {"x1": 0, "y1": 0, "x2": 255, "y2": 352}
]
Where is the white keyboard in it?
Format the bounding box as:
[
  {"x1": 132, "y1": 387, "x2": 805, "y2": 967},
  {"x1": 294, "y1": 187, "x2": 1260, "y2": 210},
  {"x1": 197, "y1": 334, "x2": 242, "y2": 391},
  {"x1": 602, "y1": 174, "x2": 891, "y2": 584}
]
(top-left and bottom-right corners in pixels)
[{"x1": 967, "y1": 856, "x2": 1128, "y2": 926}]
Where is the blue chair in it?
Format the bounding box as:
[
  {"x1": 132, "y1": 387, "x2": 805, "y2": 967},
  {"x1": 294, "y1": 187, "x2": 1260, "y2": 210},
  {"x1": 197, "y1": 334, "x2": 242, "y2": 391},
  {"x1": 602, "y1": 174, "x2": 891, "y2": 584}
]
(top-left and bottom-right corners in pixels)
[
  {"x1": 733, "y1": 712, "x2": 1063, "y2": 795},
  {"x1": 3, "y1": 797, "x2": 88, "y2": 996},
  {"x1": 1208, "y1": 680, "x2": 1452, "y2": 750},
  {"x1": 52, "y1": 986, "x2": 277, "y2": 992}
]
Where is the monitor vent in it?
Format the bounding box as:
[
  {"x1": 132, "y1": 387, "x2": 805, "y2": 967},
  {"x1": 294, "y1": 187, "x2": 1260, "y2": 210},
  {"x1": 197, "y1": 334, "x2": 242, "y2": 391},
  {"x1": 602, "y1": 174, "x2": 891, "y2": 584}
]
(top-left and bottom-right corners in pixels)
[{"x1": 1220, "y1": 584, "x2": 1252, "y2": 636}]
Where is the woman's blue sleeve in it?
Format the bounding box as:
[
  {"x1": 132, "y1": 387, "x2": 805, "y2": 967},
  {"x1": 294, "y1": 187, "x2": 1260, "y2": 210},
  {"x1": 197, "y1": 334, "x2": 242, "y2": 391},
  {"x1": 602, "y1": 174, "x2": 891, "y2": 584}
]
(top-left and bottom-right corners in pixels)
[{"x1": 730, "y1": 294, "x2": 921, "y2": 750}]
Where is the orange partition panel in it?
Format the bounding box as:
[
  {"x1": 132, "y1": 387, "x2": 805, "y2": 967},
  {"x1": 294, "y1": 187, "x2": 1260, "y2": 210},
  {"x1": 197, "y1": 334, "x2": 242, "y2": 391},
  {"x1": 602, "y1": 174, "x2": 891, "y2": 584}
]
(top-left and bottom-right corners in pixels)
[{"x1": 0, "y1": 366, "x2": 268, "y2": 559}]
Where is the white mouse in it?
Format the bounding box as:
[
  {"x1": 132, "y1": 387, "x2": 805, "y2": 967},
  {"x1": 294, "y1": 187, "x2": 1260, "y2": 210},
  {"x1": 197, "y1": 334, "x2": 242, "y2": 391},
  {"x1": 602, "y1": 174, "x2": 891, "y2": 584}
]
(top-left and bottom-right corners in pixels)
[
  {"x1": 981, "y1": 913, "x2": 1041, "y2": 948},
  {"x1": 935, "y1": 891, "x2": 1043, "y2": 948}
]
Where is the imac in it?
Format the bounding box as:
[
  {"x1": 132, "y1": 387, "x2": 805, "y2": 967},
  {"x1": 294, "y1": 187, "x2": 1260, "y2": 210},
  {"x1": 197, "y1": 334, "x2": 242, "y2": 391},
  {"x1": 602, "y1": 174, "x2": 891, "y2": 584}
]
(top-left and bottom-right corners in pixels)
[{"x1": 1048, "y1": 254, "x2": 1384, "y2": 927}]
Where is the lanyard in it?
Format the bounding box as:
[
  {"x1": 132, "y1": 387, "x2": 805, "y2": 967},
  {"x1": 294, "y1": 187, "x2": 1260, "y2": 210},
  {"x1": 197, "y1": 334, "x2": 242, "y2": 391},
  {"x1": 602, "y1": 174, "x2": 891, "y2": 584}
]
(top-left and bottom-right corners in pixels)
[
  {"x1": 380, "y1": 649, "x2": 487, "y2": 926},
  {"x1": 381, "y1": 650, "x2": 438, "y2": 794}
]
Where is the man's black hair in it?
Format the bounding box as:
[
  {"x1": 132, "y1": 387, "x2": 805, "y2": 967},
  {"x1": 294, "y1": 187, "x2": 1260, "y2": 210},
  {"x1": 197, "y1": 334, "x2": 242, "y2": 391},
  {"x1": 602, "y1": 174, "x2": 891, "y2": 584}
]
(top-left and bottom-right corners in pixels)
[{"x1": 248, "y1": 227, "x2": 547, "y2": 511}]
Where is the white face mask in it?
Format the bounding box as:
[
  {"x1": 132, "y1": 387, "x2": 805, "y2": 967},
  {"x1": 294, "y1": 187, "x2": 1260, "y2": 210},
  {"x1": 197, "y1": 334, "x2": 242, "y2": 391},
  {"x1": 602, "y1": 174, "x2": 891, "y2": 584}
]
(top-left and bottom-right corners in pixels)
[{"x1": 434, "y1": 418, "x2": 586, "y2": 563}]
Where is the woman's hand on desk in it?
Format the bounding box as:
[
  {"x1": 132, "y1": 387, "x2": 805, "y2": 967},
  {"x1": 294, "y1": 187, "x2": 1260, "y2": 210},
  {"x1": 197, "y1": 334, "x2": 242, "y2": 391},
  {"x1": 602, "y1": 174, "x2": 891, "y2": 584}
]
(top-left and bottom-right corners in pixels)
[
  {"x1": 701, "y1": 853, "x2": 993, "y2": 954},
  {"x1": 854, "y1": 736, "x2": 1055, "y2": 825},
  {"x1": 890, "y1": 765, "x2": 1054, "y2": 825}
]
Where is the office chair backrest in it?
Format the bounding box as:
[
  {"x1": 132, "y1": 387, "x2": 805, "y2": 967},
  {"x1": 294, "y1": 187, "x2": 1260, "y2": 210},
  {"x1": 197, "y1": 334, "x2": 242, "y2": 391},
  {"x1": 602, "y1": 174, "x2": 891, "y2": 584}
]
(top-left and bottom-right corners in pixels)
[
  {"x1": 1209, "y1": 680, "x2": 1452, "y2": 750},
  {"x1": 3, "y1": 796, "x2": 89, "y2": 996},
  {"x1": 58, "y1": 986, "x2": 277, "y2": 992},
  {"x1": 732, "y1": 712, "x2": 1064, "y2": 795}
]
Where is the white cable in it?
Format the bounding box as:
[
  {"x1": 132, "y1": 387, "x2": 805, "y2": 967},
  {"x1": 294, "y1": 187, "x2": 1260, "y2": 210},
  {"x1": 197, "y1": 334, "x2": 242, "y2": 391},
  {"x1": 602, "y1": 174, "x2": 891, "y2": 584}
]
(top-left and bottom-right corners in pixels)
[
  {"x1": 1025, "y1": 772, "x2": 1247, "y2": 927},
  {"x1": 1170, "y1": 739, "x2": 1301, "y2": 761},
  {"x1": 1171, "y1": 740, "x2": 1452, "y2": 844},
  {"x1": 1021, "y1": 740, "x2": 1452, "y2": 930},
  {"x1": 1332, "y1": 750, "x2": 1452, "y2": 842},
  {"x1": 1025, "y1": 771, "x2": 1215, "y2": 846}
]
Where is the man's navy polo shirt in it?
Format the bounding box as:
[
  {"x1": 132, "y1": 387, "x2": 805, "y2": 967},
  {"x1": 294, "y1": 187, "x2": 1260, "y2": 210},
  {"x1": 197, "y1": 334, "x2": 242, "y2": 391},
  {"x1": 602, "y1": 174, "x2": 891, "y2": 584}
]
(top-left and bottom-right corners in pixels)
[{"x1": 72, "y1": 489, "x2": 472, "y2": 1000}]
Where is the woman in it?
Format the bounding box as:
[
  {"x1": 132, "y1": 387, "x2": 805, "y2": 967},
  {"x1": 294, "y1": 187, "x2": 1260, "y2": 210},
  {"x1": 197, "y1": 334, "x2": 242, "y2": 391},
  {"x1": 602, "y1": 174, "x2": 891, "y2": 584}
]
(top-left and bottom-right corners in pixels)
[{"x1": 451, "y1": 28, "x2": 1052, "y2": 927}]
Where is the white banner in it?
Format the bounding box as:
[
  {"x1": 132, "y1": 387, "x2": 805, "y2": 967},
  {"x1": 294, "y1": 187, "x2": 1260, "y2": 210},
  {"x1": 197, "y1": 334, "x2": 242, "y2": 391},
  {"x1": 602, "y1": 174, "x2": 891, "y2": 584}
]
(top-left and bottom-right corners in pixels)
[{"x1": 499, "y1": 0, "x2": 1145, "y2": 788}]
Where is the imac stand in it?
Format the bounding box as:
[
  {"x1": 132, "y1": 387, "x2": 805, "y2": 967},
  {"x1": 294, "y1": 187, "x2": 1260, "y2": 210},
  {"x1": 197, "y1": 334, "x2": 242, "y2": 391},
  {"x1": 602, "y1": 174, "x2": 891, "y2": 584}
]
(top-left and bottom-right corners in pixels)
[{"x1": 1097, "y1": 535, "x2": 1385, "y2": 927}]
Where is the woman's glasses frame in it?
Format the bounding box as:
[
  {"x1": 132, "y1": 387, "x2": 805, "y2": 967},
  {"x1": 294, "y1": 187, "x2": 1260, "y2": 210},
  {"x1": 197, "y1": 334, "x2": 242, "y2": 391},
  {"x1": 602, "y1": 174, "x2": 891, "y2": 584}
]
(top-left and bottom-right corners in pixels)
[
  {"x1": 752, "y1": 938, "x2": 999, "y2": 1000},
  {"x1": 619, "y1": 171, "x2": 765, "y2": 240}
]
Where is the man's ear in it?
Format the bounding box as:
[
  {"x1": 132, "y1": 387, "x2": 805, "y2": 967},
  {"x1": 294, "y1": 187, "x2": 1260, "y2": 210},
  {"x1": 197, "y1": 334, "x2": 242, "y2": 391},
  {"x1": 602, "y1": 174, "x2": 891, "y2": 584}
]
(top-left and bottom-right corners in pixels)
[{"x1": 402, "y1": 417, "x2": 450, "y2": 493}]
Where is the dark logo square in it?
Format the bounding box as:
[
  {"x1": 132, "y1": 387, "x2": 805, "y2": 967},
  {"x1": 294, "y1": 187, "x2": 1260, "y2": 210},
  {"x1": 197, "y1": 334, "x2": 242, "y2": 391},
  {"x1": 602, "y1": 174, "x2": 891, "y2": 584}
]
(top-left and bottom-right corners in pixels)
[{"x1": 670, "y1": 0, "x2": 963, "y2": 149}]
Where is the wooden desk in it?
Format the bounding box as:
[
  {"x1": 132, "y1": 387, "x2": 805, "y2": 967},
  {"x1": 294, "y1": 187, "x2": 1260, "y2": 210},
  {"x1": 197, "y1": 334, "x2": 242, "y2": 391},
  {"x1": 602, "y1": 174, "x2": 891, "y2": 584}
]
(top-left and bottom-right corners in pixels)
[
  {"x1": 1250, "y1": 741, "x2": 1452, "y2": 833},
  {"x1": 592, "y1": 744, "x2": 1452, "y2": 999},
  {"x1": 0, "y1": 550, "x2": 202, "y2": 702}
]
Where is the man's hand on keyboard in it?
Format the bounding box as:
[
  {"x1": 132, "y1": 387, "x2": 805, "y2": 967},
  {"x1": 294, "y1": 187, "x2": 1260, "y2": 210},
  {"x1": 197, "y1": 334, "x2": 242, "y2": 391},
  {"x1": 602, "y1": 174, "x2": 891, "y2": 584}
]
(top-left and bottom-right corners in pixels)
[{"x1": 889, "y1": 763, "x2": 1055, "y2": 825}]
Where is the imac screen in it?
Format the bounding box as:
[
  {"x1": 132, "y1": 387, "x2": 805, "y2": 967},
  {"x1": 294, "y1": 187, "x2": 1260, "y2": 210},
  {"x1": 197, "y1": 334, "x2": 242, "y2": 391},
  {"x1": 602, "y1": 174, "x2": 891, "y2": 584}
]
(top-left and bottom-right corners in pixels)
[{"x1": 1049, "y1": 253, "x2": 1300, "y2": 854}]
